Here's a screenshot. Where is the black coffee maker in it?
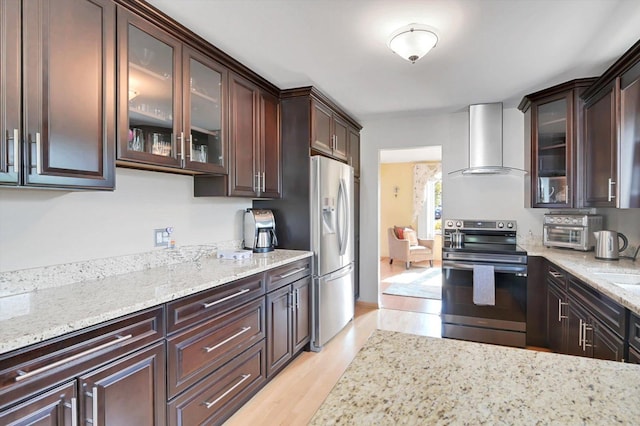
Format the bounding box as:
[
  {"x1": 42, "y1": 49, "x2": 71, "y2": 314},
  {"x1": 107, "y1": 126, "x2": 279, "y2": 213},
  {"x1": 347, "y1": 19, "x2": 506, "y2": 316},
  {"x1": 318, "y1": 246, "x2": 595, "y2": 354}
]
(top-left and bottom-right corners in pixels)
[{"x1": 243, "y1": 209, "x2": 278, "y2": 252}]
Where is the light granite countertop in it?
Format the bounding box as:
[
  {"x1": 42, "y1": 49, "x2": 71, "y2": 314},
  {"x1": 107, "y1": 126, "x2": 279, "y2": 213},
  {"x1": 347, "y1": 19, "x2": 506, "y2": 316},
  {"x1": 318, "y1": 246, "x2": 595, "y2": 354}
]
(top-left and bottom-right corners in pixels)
[
  {"x1": 521, "y1": 243, "x2": 640, "y2": 314},
  {"x1": 311, "y1": 329, "x2": 640, "y2": 425},
  {"x1": 0, "y1": 248, "x2": 312, "y2": 355}
]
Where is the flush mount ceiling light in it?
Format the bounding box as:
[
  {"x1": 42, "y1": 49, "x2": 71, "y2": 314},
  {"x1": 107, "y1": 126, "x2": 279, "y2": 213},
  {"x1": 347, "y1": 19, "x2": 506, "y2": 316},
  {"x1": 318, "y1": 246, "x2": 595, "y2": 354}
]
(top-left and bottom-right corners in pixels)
[{"x1": 387, "y1": 23, "x2": 438, "y2": 64}]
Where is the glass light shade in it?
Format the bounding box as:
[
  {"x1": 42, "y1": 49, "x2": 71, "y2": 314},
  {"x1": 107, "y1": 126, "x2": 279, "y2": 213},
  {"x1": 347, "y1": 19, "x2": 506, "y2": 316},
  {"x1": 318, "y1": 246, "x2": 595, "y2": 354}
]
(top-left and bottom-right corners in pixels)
[{"x1": 388, "y1": 24, "x2": 438, "y2": 63}]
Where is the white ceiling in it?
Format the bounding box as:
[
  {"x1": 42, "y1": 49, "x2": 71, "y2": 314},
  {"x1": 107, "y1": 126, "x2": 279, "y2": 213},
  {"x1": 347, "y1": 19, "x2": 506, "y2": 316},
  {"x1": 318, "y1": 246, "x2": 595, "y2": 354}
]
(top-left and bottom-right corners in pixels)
[{"x1": 146, "y1": 0, "x2": 640, "y2": 123}]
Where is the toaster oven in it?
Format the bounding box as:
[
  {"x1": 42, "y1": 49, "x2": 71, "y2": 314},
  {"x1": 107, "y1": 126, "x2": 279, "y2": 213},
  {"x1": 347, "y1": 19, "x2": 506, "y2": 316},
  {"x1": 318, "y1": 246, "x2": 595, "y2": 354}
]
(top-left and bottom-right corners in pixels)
[{"x1": 543, "y1": 214, "x2": 603, "y2": 251}]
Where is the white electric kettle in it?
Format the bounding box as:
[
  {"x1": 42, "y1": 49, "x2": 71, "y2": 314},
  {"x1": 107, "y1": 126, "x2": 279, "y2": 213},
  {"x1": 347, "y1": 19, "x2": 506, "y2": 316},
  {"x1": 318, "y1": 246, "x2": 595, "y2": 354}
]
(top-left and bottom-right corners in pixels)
[{"x1": 593, "y1": 230, "x2": 628, "y2": 260}]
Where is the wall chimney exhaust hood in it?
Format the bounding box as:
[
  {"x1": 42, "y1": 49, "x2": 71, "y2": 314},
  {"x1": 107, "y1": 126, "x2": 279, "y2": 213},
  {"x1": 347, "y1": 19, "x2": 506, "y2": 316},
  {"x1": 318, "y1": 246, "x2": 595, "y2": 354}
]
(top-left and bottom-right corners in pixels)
[{"x1": 450, "y1": 102, "x2": 525, "y2": 175}]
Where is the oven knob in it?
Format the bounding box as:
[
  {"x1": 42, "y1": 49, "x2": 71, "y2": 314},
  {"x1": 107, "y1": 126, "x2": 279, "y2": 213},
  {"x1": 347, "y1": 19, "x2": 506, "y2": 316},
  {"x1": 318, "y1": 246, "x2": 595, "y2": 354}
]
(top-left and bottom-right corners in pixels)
[
  {"x1": 507, "y1": 222, "x2": 514, "y2": 229},
  {"x1": 455, "y1": 221, "x2": 462, "y2": 228},
  {"x1": 498, "y1": 222, "x2": 504, "y2": 228},
  {"x1": 572, "y1": 219, "x2": 579, "y2": 224},
  {"x1": 446, "y1": 221, "x2": 453, "y2": 228},
  {"x1": 564, "y1": 218, "x2": 570, "y2": 224}
]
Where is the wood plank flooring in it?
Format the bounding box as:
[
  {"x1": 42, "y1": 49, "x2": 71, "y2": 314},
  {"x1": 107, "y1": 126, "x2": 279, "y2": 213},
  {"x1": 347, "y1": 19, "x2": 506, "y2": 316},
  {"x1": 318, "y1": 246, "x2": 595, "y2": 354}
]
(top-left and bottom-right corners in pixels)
[{"x1": 224, "y1": 304, "x2": 442, "y2": 425}]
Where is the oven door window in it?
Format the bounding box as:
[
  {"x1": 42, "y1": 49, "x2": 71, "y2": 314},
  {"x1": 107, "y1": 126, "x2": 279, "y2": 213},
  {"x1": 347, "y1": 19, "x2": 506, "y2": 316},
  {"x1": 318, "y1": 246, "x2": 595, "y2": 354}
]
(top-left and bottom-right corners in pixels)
[
  {"x1": 442, "y1": 267, "x2": 526, "y2": 323},
  {"x1": 545, "y1": 225, "x2": 585, "y2": 246}
]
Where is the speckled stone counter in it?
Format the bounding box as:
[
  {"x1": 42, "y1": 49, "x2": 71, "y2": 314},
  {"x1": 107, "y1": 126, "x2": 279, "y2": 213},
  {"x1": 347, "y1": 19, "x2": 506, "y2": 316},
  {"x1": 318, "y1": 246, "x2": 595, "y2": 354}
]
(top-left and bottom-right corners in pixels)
[
  {"x1": 311, "y1": 330, "x2": 640, "y2": 425},
  {"x1": 521, "y1": 243, "x2": 640, "y2": 314},
  {"x1": 0, "y1": 248, "x2": 312, "y2": 355}
]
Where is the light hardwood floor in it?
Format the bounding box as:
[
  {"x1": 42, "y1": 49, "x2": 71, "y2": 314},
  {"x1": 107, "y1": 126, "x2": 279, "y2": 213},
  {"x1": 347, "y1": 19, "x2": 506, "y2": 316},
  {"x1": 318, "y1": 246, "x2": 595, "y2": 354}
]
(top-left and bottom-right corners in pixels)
[
  {"x1": 224, "y1": 304, "x2": 442, "y2": 425},
  {"x1": 379, "y1": 258, "x2": 443, "y2": 315}
]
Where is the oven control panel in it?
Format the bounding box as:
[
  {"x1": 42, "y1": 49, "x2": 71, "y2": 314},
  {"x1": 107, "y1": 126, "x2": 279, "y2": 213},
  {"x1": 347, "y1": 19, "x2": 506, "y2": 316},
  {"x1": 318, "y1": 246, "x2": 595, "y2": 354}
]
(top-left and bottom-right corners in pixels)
[{"x1": 444, "y1": 219, "x2": 517, "y2": 232}]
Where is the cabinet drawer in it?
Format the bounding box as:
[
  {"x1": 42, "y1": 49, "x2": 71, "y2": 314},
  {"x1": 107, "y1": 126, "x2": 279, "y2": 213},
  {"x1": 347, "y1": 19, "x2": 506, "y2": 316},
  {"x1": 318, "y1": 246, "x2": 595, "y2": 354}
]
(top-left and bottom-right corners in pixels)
[
  {"x1": 547, "y1": 264, "x2": 567, "y2": 290},
  {"x1": 0, "y1": 307, "x2": 164, "y2": 411},
  {"x1": 166, "y1": 273, "x2": 266, "y2": 334},
  {"x1": 167, "y1": 298, "x2": 265, "y2": 398},
  {"x1": 168, "y1": 340, "x2": 266, "y2": 426},
  {"x1": 629, "y1": 346, "x2": 640, "y2": 364},
  {"x1": 266, "y1": 258, "x2": 311, "y2": 292},
  {"x1": 568, "y1": 277, "x2": 626, "y2": 337},
  {"x1": 629, "y1": 312, "x2": 640, "y2": 353}
]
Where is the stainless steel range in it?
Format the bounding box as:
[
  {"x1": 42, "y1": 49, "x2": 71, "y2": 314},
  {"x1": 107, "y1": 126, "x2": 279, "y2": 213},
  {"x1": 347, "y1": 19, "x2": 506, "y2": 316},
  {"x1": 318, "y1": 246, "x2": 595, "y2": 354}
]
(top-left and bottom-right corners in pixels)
[{"x1": 442, "y1": 219, "x2": 528, "y2": 348}]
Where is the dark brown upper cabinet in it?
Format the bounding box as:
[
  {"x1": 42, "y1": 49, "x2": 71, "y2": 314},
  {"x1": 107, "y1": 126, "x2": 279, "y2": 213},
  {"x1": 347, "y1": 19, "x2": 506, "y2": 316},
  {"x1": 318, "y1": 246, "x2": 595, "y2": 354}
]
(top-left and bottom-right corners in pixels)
[
  {"x1": 1, "y1": 0, "x2": 116, "y2": 190},
  {"x1": 281, "y1": 87, "x2": 361, "y2": 169},
  {"x1": 194, "y1": 73, "x2": 280, "y2": 198},
  {"x1": 519, "y1": 79, "x2": 596, "y2": 208},
  {"x1": 349, "y1": 127, "x2": 361, "y2": 178},
  {"x1": 581, "y1": 39, "x2": 640, "y2": 208},
  {"x1": 117, "y1": 6, "x2": 227, "y2": 175},
  {"x1": 311, "y1": 100, "x2": 348, "y2": 161}
]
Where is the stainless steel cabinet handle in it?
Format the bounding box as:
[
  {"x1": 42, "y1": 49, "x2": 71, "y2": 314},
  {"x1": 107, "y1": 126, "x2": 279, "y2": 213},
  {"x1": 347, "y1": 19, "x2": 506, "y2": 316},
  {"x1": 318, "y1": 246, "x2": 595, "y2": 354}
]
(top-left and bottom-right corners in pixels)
[
  {"x1": 13, "y1": 129, "x2": 19, "y2": 171},
  {"x1": 35, "y1": 132, "x2": 42, "y2": 174},
  {"x1": 608, "y1": 178, "x2": 616, "y2": 201},
  {"x1": 254, "y1": 173, "x2": 260, "y2": 193},
  {"x1": 71, "y1": 397, "x2": 78, "y2": 426},
  {"x1": 277, "y1": 267, "x2": 307, "y2": 279},
  {"x1": 565, "y1": 185, "x2": 569, "y2": 203},
  {"x1": 203, "y1": 326, "x2": 251, "y2": 353},
  {"x1": 189, "y1": 133, "x2": 194, "y2": 161},
  {"x1": 85, "y1": 386, "x2": 99, "y2": 426},
  {"x1": 65, "y1": 397, "x2": 78, "y2": 426},
  {"x1": 579, "y1": 318, "x2": 584, "y2": 347},
  {"x1": 203, "y1": 374, "x2": 251, "y2": 409},
  {"x1": 15, "y1": 334, "x2": 133, "y2": 382},
  {"x1": 202, "y1": 288, "x2": 250, "y2": 308},
  {"x1": 262, "y1": 172, "x2": 265, "y2": 192},
  {"x1": 295, "y1": 288, "x2": 300, "y2": 308},
  {"x1": 549, "y1": 271, "x2": 563, "y2": 279},
  {"x1": 558, "y1": 300, "x2": 568, "y2": 321},
  {"x1": 180, "y1": 131, "x2": 185, "y2": 167},
  {"x1": 582, "y1": 323, "x2": 593, "y2": 351}
]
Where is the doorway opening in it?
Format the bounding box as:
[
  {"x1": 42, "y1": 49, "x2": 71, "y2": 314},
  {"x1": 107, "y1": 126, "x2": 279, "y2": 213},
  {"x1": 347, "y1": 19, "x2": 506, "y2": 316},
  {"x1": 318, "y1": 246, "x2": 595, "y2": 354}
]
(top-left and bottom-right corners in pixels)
[{"x1": 379, "y1": 147, "x2": 443, "y2": 317}]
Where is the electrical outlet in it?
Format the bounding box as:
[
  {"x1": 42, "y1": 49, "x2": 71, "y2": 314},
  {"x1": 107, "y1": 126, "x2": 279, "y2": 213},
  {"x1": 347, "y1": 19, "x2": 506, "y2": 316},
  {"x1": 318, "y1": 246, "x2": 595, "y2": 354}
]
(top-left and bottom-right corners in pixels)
[{"x1": 154, "y1": 228, "x2": 169, "y2": 247}]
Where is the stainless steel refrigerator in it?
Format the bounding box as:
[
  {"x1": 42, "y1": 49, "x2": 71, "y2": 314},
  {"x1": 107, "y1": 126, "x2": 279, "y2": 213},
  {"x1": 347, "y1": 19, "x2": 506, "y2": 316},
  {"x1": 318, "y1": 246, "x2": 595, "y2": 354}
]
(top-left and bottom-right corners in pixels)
[
  {"x1": 309, "y1": 156, "x2": 354, "y2": 351},
  {"x1": 253, "y1": 154, "x2": 355, "y2": 352}
]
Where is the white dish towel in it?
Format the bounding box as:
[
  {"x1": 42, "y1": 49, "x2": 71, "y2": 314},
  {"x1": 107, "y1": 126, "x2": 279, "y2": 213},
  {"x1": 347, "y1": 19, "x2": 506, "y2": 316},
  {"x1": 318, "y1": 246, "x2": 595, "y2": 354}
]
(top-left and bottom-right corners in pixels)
[{"x1": 473, "y1": 264, "x2": 495, "y2": 306}]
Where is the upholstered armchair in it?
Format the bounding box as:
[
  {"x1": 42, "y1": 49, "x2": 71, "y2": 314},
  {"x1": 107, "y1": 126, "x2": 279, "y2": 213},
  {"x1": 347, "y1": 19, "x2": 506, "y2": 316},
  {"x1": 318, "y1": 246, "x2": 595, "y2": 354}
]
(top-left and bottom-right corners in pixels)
[{"x1": 388, "y1": 227, "x2": 434, "y2": 269}]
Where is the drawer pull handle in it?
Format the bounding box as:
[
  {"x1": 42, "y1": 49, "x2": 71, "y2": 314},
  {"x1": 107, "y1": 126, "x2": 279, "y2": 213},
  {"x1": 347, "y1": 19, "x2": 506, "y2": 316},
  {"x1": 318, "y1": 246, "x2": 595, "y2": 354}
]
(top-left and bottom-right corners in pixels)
[
  {"x1": 203, "y1": 288, "x2": 250, "y2": 308},
  {"x1": 203, "y1": 374, "x2": 251, "y2": 409},
  {"x1": 277, "y1": 267, "x2": 308, "y2": 279},
  {"x1": 203, "y1": 327, "x2": 251, "y2": 353},
  {"x1": 549, "y1": 271, "x2": 563, "y2": 279},
  {"x1": 14, "y1": 334, "x2": 133, "y2": 382},
  {"x1": 91, "y1": 386, "x2": 99, "y2": 426}
]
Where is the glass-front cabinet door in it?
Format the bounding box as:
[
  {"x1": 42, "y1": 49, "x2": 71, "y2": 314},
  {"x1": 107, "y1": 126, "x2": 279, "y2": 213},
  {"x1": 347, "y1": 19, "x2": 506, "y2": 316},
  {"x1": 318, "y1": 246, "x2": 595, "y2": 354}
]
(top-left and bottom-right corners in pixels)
[
  {"x1": 183, "y1": 48, "x2": 227, "y2": 173},
  {"x1": 118, "y1": 9, "x2": 182, "y2": 168},
  {"x1": 533, "y1": 94, "x2": 572, "y2": 207}
]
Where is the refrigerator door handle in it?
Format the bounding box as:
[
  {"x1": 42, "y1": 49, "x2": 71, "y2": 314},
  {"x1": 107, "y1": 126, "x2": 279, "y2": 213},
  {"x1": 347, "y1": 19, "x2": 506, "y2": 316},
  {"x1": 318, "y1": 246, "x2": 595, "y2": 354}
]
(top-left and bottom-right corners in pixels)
[{"x1": 337, "y1": 178, "x2": 348, "y2": 256}]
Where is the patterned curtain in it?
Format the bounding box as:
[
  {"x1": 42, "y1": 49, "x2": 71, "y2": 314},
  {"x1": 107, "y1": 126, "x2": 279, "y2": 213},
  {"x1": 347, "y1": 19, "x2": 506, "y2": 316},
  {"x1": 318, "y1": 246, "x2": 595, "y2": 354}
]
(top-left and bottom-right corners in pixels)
[{"x1": 413, "y1": 163, "x2": 442, "y2": 220}]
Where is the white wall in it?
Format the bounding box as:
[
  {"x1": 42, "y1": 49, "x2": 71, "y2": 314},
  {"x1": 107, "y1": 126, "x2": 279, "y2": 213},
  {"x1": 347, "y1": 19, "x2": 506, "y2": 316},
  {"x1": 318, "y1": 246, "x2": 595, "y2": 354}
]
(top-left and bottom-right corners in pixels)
[
  {"x1": 0, "y1": 168, "x2": 251, "y2": 272},
  {"x1": 359, "y1": 108, "x2": 547, "y2": 305}
]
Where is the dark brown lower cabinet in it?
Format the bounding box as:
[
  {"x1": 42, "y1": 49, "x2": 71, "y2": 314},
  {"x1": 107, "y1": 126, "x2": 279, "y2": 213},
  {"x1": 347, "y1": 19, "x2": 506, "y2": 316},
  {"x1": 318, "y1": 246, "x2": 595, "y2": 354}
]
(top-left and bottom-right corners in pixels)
[
  {"x1": 629, "y1": 347, "x2": 640, "y2": 364},
  {"x1": 546, "y1": 280, "x2": 568, "y2": 354},
  {"x1": 0, "y1": 307, "x2": 165, "y2": 425},
  {"x1": 0, "y1": 381, "x2": 76, "y2": 425},
  {"x1": 79, "y1": 342, "x2": 166, "y2": 425},
  {"x1": 544, "y1": 261, "x2": 626, "y2": 362},
  {"x1": 526, "y1": 256, "x2": 547, "y2": 347},
  {"x1": 266, "y1": 275, "x2": 311, "y2": 378},
  {"x1": 168, "y1": 340, "x2": 266, "y2": 426}
]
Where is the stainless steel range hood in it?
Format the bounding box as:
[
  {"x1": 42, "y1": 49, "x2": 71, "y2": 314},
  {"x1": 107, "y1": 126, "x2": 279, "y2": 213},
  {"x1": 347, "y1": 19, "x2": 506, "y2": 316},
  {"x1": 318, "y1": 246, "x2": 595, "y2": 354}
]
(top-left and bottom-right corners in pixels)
[{"x1": 450, "y1": 102, "x2": 525, "y2": 175}]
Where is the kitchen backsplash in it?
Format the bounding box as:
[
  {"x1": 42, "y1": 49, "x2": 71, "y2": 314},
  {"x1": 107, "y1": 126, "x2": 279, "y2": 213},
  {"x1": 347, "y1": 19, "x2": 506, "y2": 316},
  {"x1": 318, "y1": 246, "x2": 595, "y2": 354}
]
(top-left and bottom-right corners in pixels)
[
  {"x1": 0, "y1": 168, "x2": 251, "y2": 272},
  {"x1": 0, "y1": 242, "x2": 242, "y2": 295}
]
